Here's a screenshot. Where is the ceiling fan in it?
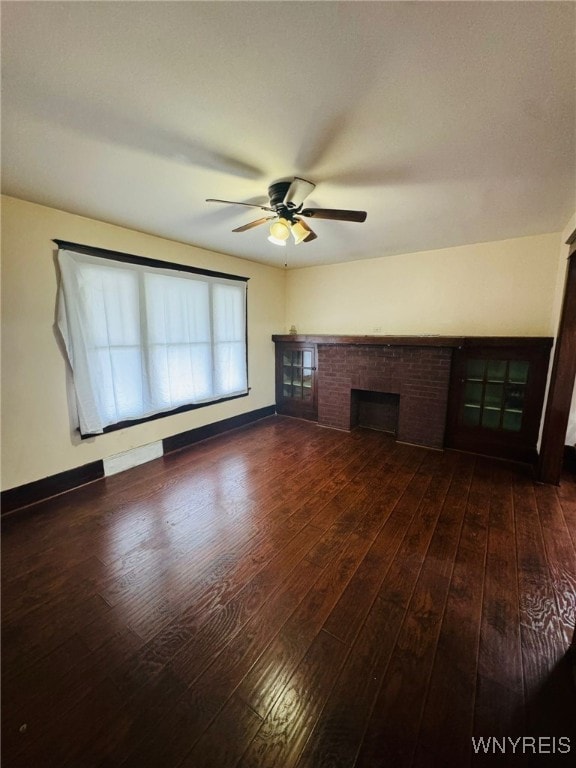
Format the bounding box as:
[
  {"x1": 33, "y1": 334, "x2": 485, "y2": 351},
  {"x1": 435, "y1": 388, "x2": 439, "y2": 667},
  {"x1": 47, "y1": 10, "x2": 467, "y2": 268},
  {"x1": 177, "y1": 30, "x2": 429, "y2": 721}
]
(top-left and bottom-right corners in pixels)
[{"x1": 206, "y1": 177, "x2": 367, "y2": 246}]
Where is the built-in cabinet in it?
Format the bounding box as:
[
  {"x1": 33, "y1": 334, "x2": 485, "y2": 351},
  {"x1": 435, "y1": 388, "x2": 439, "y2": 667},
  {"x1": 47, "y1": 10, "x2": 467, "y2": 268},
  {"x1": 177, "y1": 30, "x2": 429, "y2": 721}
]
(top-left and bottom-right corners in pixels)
[
  {"x1": 273, "y1": 335, "x2": 553, "y2": 463},
  {"x1": 274, "y1": 341, "x2": 318, "y2": 420},
  {"x1": 445, "y1": 339, "x2": 552, "y2": 462}
]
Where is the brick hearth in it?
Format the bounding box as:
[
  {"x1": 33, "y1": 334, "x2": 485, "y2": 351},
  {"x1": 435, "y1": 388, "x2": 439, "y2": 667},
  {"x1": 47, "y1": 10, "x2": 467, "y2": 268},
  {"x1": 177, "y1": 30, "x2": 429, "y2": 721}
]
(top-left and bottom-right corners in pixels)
[{"x1": 317, "y1": 344, "x2": 453, "y2": 448}]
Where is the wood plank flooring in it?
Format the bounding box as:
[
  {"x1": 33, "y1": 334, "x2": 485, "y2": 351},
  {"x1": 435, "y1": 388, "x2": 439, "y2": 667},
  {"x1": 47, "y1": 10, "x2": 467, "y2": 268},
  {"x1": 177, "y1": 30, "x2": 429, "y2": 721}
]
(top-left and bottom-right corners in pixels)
[{"x1": 2, "y1": 416, "x2": 575, "y2": 768}]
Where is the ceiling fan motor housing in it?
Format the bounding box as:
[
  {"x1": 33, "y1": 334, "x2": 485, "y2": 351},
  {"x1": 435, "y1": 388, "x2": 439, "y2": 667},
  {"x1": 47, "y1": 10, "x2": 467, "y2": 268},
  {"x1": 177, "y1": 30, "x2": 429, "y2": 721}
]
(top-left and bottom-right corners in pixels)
[
  {"x1": 268, "y1": 180, "x2": 298, "y2": 220},
  {"x1": 267, "y1": 180, "x2": 292, "y2": 207}
]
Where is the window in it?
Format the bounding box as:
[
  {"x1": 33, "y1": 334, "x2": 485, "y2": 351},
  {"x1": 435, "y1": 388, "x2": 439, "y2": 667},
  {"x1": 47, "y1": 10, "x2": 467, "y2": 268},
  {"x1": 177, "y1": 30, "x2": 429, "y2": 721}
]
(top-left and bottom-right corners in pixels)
[{"x1": 56, "y1": 245, "x2": 248, "y2": 436}]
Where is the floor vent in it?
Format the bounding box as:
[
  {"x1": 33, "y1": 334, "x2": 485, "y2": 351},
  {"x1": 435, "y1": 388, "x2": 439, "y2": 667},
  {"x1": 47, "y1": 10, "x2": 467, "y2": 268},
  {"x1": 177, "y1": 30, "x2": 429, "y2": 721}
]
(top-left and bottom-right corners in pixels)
[{"x1": 103, "y1": 441, "x2": 164, "y2": 476}]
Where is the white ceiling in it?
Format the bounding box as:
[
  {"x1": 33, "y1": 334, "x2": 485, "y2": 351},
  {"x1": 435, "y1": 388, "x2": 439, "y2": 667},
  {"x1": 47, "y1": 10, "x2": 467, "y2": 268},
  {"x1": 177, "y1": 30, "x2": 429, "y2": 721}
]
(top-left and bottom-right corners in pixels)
[{"x1": 2, "y1": 1, "x2": 575, "y2": 269}]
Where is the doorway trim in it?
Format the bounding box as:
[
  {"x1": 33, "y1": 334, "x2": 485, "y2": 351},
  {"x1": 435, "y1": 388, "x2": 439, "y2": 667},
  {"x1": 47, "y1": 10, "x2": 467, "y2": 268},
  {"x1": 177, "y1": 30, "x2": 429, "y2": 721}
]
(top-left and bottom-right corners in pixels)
[{"x1": 538, "y1": 230, "x2": 576, "y2": 484}]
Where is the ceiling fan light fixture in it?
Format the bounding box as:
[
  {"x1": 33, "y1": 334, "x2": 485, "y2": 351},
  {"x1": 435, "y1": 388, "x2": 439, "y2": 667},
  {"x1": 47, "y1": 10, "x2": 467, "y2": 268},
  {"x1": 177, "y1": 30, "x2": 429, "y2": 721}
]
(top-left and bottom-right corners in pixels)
[
  {"x1": 291, "y1": 219, "x2": 312, "y2": 244},
  {"x1": 267, "y1": 234, "x2": 287, "y2": 246},
  {"x1": 269, "y1": 218, "x2": 291, "y2": 241}
]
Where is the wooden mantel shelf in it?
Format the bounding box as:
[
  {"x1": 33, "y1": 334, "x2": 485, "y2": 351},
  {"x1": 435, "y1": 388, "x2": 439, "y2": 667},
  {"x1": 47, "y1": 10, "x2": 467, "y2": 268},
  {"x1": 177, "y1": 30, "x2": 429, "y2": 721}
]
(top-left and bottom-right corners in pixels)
[{"x1": 272, "y1": 334, "x2": 553, "y2": 349}]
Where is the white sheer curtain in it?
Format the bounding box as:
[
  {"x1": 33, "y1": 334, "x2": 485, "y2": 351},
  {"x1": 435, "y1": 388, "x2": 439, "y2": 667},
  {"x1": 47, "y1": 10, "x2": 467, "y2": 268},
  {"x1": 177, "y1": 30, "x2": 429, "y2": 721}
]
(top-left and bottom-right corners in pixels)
[{"x1": 57, "y1": 249, "x2": 247, "y2": 435}]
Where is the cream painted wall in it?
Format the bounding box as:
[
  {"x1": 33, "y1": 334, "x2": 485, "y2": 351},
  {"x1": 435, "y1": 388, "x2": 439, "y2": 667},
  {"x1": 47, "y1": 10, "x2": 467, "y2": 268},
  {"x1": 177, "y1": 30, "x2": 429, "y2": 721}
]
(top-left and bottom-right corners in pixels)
[
  {"x1": 567, "y1": 386, "x2": 576, "y2": 447},
  {"x1": 1, "y1": 195, "x2": 285, "y2": 490},
  {"x1": 285, "y1": 233, "x2": 562, "y2": 337}
]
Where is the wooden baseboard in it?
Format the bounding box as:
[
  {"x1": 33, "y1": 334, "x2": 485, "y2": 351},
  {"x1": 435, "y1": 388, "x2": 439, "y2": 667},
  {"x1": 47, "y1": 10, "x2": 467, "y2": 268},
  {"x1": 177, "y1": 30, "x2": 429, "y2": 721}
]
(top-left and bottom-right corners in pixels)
[
  {"x1": 1, "y1": 406, "x2": 277, "y2": 516},
  {"x1": 1, "y1": 460, "x2": 105, "y2": 516},
  {"x1": 163, "y1": 405, "x2": 276, "y2": 454}
]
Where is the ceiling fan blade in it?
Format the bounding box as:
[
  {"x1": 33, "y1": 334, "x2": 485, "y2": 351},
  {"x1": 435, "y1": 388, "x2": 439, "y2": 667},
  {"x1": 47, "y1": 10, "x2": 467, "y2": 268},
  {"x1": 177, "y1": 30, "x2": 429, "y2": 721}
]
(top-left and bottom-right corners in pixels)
[
  {"x1": 232, "y1": 217, "x2": 275, "y2": 233},
  {"x1": 206, "y1": 198, "x2": 274, "y2": 212},
  {"x1": 283, "y1": 177, "x2": 316, "y2": 207},
  {"x1": 292, "y1": 218, "x2": 317, "y2": 244},
  {"x1": 300, "y1": 208, "x2": 367, "y2": 222}
]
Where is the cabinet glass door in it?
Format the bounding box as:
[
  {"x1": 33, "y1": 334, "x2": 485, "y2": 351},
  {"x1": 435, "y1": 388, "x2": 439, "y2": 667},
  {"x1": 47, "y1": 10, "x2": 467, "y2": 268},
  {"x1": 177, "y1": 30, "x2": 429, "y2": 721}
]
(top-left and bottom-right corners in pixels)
[
  {"x1": 275, "y1": 340, "x2": 318, "y2": 421},
  {"x1": 282, "y1": 348, "x2": 314, "y2": 401},
  {"x1": 446, "y1": 339, "x2": 551, "y2": 463},
  {"x1": 462, "y1": 358, "x2": 529, "y2": 432}
]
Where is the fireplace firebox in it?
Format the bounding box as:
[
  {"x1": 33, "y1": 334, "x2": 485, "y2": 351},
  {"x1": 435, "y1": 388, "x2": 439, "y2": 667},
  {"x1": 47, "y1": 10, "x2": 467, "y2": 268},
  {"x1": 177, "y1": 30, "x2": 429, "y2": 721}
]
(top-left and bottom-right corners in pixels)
[{"x1": 351, "y1": 390, "x2": 400, "y2": 434}]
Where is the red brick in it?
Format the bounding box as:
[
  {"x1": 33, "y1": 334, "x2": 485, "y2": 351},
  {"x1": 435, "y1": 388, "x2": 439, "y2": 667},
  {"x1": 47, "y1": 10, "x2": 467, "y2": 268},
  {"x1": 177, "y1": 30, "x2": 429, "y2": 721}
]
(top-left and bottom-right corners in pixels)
[{"x1": 317, "y1": 344, "x2": 450, "y2": 447}]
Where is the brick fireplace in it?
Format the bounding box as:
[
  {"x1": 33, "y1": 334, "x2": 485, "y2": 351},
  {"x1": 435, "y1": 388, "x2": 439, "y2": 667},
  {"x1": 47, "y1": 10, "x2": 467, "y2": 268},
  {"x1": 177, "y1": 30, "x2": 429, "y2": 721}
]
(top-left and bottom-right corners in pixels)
[{"x1": 317, "y1": 344, "x2": 453, "y2": 448}]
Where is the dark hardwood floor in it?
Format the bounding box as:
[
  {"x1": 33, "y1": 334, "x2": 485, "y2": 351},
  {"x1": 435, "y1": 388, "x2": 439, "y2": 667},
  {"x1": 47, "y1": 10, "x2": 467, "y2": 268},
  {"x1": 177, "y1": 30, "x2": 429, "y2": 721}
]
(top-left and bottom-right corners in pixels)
[{"x1": 2, "y1": 416, "x2": 575, "y2": 768}]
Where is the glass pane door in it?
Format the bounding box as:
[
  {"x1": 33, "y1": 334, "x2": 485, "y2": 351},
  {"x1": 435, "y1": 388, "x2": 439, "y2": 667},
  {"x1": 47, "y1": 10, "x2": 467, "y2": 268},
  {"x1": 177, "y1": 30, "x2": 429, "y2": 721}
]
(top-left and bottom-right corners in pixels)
[
  {"x1": 282, "y1": 348, "x2": 314, "y2": 401},
  {"x1": 462, "y1": 358, "x2": 529, "y2": 432}
]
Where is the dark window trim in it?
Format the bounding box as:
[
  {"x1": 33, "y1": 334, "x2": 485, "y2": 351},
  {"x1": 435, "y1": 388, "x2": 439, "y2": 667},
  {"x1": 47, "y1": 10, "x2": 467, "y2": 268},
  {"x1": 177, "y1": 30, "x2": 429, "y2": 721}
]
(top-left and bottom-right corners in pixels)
[
  {"x1": 53, "y1": 239, "x2": 249, "y2": 283},
  {"x1": 54, "y1": 239, "x2": 250, "y2": 437}
]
